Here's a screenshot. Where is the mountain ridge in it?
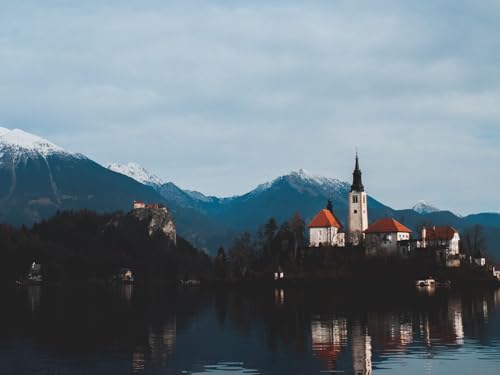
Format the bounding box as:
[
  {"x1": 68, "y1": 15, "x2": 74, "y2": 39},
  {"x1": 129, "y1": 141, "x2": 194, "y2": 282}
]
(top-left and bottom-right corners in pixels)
[{"x1": 1, "y1": 128, "x2": 499, "y2": 258}]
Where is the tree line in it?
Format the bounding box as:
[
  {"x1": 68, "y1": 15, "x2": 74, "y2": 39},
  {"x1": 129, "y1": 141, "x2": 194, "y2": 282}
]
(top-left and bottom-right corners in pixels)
[{"x1": 0, "y1": 210, "x2": 211, "y2": 285}]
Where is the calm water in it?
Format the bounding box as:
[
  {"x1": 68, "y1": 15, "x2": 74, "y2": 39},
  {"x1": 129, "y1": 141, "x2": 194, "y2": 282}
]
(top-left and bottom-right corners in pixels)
[{"x1": 1, "y1": 285, "x2": 500, "y2": 375}]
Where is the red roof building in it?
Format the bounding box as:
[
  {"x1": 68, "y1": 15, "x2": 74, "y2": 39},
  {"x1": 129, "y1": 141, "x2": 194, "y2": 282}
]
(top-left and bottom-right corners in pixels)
[
  {"x1": 308, "y1": 205, "x2": 345, "y2": 248},
  {"x1": 364, "y1": 218, "x2": 412, "y2": 257},
  {"x1": 423, "y1": 226, "x2": 457, "y2": 241},
  {"x1": 421, "y1": 226, "x2": 460, "y2": 255},
  {"x1": 308, "y1": 209, "x2": 342, "y2": 229},
  {"x1": 364, "y1": 218, "x2": 412, "y2": 234}
]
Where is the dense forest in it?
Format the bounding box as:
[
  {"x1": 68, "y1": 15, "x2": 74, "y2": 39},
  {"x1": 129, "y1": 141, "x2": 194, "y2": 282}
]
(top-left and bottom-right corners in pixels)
[{"x1": 0, "y1": 210, "x2": 211, "y2": 285}]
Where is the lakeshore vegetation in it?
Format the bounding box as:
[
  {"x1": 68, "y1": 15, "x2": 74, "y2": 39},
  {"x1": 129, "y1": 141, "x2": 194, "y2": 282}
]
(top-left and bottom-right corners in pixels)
[{"x1": 0, "y1": 209, "x2": 495, "y2": 287}]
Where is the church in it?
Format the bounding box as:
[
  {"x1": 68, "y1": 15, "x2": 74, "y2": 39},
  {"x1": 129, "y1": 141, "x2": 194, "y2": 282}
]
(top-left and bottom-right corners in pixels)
[{"x1": 308, "y1": 153, "x2": 369, "y2": 247}]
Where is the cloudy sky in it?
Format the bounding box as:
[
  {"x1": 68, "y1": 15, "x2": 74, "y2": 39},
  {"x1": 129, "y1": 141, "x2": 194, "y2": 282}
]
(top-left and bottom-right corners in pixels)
[{"x1": 1, "y1": 0, "x2": 499, "y2": 214}]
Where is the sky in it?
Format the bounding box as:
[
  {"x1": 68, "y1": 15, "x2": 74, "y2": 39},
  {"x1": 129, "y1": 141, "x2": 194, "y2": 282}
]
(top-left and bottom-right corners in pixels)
[{"x1": 0, "y1": 0, "x2": 499, "y2": 214}]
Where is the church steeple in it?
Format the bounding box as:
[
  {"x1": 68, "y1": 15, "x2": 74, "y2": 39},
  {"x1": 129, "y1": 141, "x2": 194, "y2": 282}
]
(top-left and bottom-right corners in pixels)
[
  {"x1": 350, "y1": 152, "x2": 364, "y2": 192},
  {"x1": 326, "y1": 199, "x2": 333, "y2": 213}
]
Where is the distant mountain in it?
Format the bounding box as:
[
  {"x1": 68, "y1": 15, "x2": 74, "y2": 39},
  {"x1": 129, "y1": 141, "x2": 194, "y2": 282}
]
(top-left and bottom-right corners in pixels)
[
  {"x1": 156, "y1": 169, "x2": 500, "y2": 259},
  {"x1": 0, "y1": 128, "x2": 230, "y2": 252},
  {"x1": 105, "y1": 162, "x2": 164, "y2": 189},
  {"x1": 0, "y1": 128, "x2": 167, "y2": 225},
  {"x1": 1, "y1": 128, "x2": 500, "y2": 259},
  {"x1": 412, "y1": 200, "x2": 440, "y2": 214},
  {"x1": 157, "y1": 169, "x2": 392, "y2": 234}
]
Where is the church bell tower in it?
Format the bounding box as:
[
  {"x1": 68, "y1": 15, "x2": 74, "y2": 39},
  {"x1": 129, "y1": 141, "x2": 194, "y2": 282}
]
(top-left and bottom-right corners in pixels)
[{"x1": 348, "y1": 152, "x2": 368, "y2": 245}]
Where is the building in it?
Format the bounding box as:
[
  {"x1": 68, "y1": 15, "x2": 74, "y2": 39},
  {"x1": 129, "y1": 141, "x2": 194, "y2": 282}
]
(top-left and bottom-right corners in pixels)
[
  {"x1": 309, "y1": 201, "x2": 345, "y2": 247},
  {"x1": 364, "y1": 218, "x2": 412, "y2": 257},
  {"x1": 133, "y1": 201, "x2": 166, "y2": 210},
  {"x1": 420, "y1": 226, "x2": 460, "y2": 255},
  {"x1": 348, "y1": 153, "x2": 369, "y2": 245},
  {"x1": 131, "y1": 201, "x2": 177, "y2": 245},
  {"x1": 133, "y1": 200, "x2": 146, "y2": 209}
]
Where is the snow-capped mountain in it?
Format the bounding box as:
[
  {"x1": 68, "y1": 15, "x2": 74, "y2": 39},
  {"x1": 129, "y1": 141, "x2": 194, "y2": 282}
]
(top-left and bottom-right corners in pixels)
[
  {"x1": 412, "y1": 200, "x2": 440, "y2": 214},
  {"x1": 1, "y1": 127, "x2": 500, "y2": 257},
  {"x1": 105, "y1": 162, "x2": 164, "y2": 188},
  {"x1": 156, "y1": 169, "x2": 390, "y2": 232},
  {"x1": 0, "y1": 127, "x2": 167, "y2": 226},
  {"x1": 0, "y1": 127, "x2": 76, "y2": 159}
]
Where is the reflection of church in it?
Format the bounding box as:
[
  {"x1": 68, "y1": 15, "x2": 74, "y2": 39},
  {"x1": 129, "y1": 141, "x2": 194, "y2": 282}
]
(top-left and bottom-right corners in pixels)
[
  {"x1": 311, "y1": 317, "x2": 348, "y2": 370},
  {"x1": 311, "y1": 317, "x2": 372, "y2": 375},
  {"x1": 351, "y1": 322, "x2": 372, "y2": 375},
  {"x1": 310, "y1": 298, "x2": 468, "y2": 375}
]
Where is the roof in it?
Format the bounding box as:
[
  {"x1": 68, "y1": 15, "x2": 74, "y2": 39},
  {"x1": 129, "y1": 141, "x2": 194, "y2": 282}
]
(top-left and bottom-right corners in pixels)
[
  {"x1": 424, "y1": 226, "x2": 457, "y2": 241},
  {"x1": 308, "y1": 209, "x2": 342, "y2": 228},
  {"x1": 365, "y1": 218, "x2": 412, "y2": 234}
]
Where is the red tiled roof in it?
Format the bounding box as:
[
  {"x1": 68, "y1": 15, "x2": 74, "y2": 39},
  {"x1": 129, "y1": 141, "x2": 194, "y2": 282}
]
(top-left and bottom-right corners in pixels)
[
  {"x1": 365, "y1": 218, "x2": 412, "y2": 234},
  {"x1": 308, "y1": 209, "x2": 342, "y2": 228},
  {"x1": 424, "y1": 226, "x2": 457, "y2": 241}
]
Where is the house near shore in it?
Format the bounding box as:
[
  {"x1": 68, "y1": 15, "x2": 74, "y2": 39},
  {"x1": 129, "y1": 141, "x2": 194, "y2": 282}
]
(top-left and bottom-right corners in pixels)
[
  {"x1": 420, "y1": 226, "x2": 460, "y2": 255},
  {"x1": 308, "y1": 200, "x2": 345, "y2": 247},
  {"x1": 364, "y1": 218, "x2": 412, "y2": 257}
]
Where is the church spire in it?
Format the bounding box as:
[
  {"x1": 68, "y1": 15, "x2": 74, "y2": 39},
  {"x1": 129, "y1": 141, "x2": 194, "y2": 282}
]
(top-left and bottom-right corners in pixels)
[
  {"x1": 350, "y1": 152, "x2": 364, "y2": 192},
  {"x1": 326, "y1": 199, "x2": 333, "y2": 213}
]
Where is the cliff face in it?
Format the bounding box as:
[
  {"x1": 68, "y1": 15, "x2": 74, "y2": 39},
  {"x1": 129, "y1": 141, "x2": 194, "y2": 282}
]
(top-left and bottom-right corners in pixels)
[{"x1": 130, "y1": 207, "x2": 177, "y2": 244}]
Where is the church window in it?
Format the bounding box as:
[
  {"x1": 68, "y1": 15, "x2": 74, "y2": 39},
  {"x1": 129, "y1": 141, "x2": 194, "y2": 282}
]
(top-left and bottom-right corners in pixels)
[
  {"x1": 354, "y1": 210, "x2": 358, "y2": 214},
  {"x1": 352, "y1": 195, "x2": 359, "y2": 203}
]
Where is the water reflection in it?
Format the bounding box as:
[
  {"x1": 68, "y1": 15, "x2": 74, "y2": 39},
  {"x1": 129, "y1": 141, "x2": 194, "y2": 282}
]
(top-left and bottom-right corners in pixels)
[
  {"x1": 148, "y1": 316, "x2": 177, "y2": 365},
  {"x1": 119, "y1": 283, "x2": 134, "y2": 304},
  {"x1": 351, "y1": 322, "x2": 372, "y2": 375},
  {"x1": 311, "y1": 316, "x2": 348, "y2": 370},
  {"x1": 5, "y1": 286, "x2": 500, "y2": 375},
  {"x1": 274, "y1": 288, "x2": 285, "y2": 306},
  {"x1": 193, "y1": 362, "x2": 260, "y2": 374},
  {"x1": 26, "y1": 285, "x2": 41, "y2": 314}
]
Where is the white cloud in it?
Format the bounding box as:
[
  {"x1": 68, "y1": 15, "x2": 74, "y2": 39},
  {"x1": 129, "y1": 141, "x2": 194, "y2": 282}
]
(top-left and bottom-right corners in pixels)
[{"x1": 0, "y1": 0, "x2": 499, "y2": 213}]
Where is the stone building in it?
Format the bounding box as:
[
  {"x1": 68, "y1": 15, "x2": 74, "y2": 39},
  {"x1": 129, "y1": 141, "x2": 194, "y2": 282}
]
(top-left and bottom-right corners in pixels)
[{"x1": 364, "y1": 218, "x2": 412, "y2": 257}]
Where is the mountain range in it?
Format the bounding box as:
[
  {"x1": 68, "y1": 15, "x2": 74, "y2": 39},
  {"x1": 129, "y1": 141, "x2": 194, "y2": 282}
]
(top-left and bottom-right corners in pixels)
[{"x1": 1, "y1": 127, "x2": 499, "y2": 258}]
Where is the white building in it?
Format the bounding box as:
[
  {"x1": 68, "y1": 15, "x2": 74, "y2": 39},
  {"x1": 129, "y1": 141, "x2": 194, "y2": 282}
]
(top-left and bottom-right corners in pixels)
[
  {"x1": 348, "y1": 154, "x2": 369, "y2": 245},
  {"x1": 364, "y1": 218, "x2": 412, "y2": 257},
  {"x1": 420, "y1": 226, "x2": 460, "y2": 255},
  {"x1": 309, "y1": 204, "x2": 345, "y2": 247}
]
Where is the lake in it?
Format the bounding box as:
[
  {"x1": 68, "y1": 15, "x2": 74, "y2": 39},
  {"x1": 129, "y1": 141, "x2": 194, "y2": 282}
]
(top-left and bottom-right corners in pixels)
[{"x1": 1, "y1": 285, "x2": 500, "y2": 374}]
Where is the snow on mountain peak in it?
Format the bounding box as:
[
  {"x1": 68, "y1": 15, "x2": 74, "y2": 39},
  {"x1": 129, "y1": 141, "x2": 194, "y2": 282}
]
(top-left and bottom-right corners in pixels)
[
  {"x1": 0, "y1": 127, "x2": 68, "y2": 156},
  {"x1": 105, "y1": 162, "x2": 164, "y2": 188},
  {"x1": 412, "y1": 200, "x2": 440, "y2": 214},
  {"x1": 248, "y1": 169, "x2": 348, "y2": 198}
]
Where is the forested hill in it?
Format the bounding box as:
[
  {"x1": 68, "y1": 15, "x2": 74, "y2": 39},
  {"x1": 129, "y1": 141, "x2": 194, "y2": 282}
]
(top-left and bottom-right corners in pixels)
[{"x1": 0, "y1": 210, "x2": 211, "y2": 285}]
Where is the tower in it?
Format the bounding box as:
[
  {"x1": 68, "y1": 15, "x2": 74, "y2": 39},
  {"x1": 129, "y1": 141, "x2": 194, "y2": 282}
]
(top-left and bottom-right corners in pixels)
[{"x1": 348, "y1": 153, "x2": 368, "y2": 245}]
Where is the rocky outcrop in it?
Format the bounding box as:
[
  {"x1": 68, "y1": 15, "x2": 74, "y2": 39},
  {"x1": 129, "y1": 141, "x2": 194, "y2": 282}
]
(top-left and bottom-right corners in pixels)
[{"x1": 131, "y1": 206, "x2": 177, "y2": 244}]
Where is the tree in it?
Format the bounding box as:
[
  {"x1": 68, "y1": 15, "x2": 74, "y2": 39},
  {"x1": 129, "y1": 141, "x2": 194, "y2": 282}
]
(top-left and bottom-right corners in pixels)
[
  {"x1": 290, "y1": 212, "x2": 305, "y2": 264},
  {"x1": 228, "y1": 232, "x2": 257, "y2": 279},
  {"x1": 263, "y1": 218, "x2": 278, "y2": 249},
  {"x1": 462, "y1": 224, "x2": 486, "y2": 257},
  {"x1": 214, "y1": 246, "x2": 227, "y2": 279}
]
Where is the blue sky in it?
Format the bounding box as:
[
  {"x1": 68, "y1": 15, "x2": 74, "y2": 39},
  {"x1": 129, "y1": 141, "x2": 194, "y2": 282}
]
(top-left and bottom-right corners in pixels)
[{"x1": 0, "y1": 0, "x2": 499, "y2": 214}]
